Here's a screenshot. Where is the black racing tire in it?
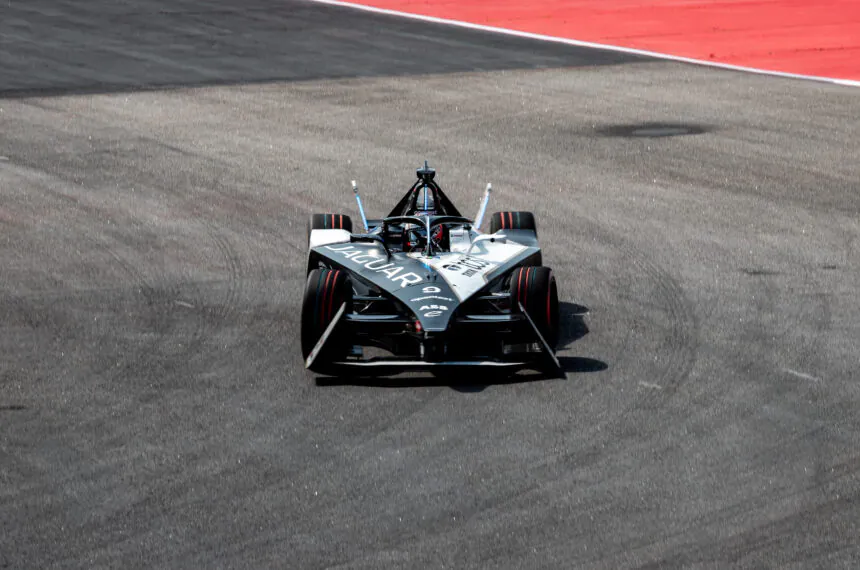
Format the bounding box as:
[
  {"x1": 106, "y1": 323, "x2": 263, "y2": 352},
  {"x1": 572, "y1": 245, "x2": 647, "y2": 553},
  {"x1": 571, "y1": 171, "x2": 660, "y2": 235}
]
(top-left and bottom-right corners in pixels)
[
  {"x1": 301, "y1": 268, "x2": 353, "y2": 362},
  {"x1": 509, "y1": 266, "x2": 559, "y2": 349},
  {"x1": 490, "y1": 211, "x2": 537, "y2": 235},
  {"x1": 307, "y1": 213, "x2": 353, "y2": 241}
]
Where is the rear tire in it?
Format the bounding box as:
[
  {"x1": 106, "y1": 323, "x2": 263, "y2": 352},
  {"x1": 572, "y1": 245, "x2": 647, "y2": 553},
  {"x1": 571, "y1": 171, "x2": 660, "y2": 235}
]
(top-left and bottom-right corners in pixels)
[
  {"x1": 490, "y1": 211, "x2": 536, "y2": 235},
  {"x1": 301, "y1": 268, "x2": 353, "y2": 362},
  {"x1": 509, "y1": 266, "x2": 558, "y2": 349},
  {"x1": 307, "y1": 213, "x2": 353, "y2": 241}
]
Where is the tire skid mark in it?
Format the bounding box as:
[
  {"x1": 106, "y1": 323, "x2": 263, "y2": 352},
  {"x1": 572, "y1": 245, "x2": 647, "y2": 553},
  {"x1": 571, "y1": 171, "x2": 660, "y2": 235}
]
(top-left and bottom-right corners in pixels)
[
  {"x1": 621, "y1": 241, "x2": 699, "y2": 409},
  {"x1": 205, "y1": 225, "x2": 243, "y2": 324},
  {"x1": 195, "y1": 219, "x2": 273, "y2": 378},
  {"x1": 472, "y1": 428, "x2": 858, "y2": 570},
  {"x1": 491, "y1": 208, "x2": 701, "y2": 481},
  {"x1": 194, "y1": 214, "x2": 296, "y2": 380},
  {"x1": 82, "y1": 230, "x2": 179, "y2": 382},
  {"x1": 140, "y1": 242, "x2": 210, "y2": 381},
  {"x1": 627, "y1": 486, "x2": 859, "y2": 568},
  {"x1": 794, "y1": 268, "x2": 832, "y2": 382},
  {"x1": 733, "y1": 267, "x2": 779, "y2": 389},
  {"x1": 407, "y1": 215, "x2": 702, "y2": 528},
  {"x1": 0, "y1": 169, "x2": 202, "y2": 387},
  {"x1": 179, "y1": 165, "x2": 297, "y2": 380},
  {"x1": 584, "y1": 267, "x2": 846, "y2": 566},
  {"x1": 574, "y1": 214, "x2": 700, "y2": 412},
  {"x1": 74, "y1": 205, "x2": 214, "y2": 386},
  {"x1": 552, "y1": 205, "x2": 699, "y2": 411},
  {"x1": 83, "y1": 231, "x2": 211, "y2": 391},
  {"x1": 218, "y1": 226, "x2": 293, "y2": 380},
  {"x1": 734, "y1": 261, "x2": 831, "y2": 398},
  {"x1": 250, "y1": 244, "x2": 306, "y2": 379},
  {"x1": 575, "y1": 437, "x2": 859, "y2": 567},
  {"x1": 576, "y1": 266, "x2": 844, "y2": 567},
  {"x1": 391, "y1": 208, "x2": 702, "y2": 539},
  {"x1": 576, "y1": 255, "x2": 852, "y2": 566}
]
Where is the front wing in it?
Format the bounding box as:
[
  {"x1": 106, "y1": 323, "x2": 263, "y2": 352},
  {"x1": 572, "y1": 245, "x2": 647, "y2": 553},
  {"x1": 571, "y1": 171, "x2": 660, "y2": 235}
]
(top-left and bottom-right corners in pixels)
[{"x1": 305, "y1": 302, "x2": 564, "y2": 378}]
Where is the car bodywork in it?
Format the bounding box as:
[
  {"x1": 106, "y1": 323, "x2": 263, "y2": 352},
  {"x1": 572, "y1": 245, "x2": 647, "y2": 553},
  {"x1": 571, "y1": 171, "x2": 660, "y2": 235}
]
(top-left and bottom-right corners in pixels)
[{"x1": 304, "y1": 164, "x2": 562, "y2": 377}]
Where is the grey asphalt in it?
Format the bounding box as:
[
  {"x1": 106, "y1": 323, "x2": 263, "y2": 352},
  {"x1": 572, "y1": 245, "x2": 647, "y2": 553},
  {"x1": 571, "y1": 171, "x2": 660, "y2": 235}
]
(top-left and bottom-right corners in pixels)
[{"x1": 1, "y1": 1, "x2": 859, "y2": 568}]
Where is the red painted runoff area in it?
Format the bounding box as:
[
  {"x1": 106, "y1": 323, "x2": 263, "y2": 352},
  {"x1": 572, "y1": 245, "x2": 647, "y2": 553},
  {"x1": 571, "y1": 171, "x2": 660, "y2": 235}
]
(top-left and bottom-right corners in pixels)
[{"x1": 346, "y1": 0, "x2": 860, "y2": 81}]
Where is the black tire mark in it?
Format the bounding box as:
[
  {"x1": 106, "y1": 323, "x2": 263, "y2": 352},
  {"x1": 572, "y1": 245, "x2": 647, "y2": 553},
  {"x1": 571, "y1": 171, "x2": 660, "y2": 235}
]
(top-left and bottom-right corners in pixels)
[
  {"x1": 417, "y1": 217, "x2": 703, "y2": 531},
  {"x1": 196, "y1": 217, "x2": 302, "y2": 380},
  {"x1": 205, "y1": 225, "x2": 243, "y2": 324},
  {"x1": 627, "y1": 458, "x2": 860, "y2": 568},
  {"x1": 573, "y1": 219, "x2": 700, "y2": 410},
  {"x1": 86, "y1": 231, "x2": 186, "y2": 384},
  {"x1": 622, "y1": 243, "x2": 699, "y2": 408},
  {"x1": 575, "y1": 439, "x2": 860, "y2": 568},
  {"x1": 212, "y1": 223, "x2": 295, "y2": 379},
  {"x1": 549, "y1": 204, "x2": 699, "y2": 410}
]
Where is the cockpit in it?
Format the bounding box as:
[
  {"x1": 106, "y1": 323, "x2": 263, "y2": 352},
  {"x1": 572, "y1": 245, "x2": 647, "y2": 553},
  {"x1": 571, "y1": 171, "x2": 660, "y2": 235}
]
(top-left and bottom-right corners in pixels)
[{"x1": 379, "y1": 164, "x2": 472, "y2": 255}]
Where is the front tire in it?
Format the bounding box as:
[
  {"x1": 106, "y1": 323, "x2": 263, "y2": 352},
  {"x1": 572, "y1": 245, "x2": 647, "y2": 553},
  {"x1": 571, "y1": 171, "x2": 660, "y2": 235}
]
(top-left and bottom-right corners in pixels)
[
  {"x1": 301, "y1": 268, "x2": 353, "y2": 362},
  {"x1": 509, "y1": 266, "x2": 558, "y2": 349}
]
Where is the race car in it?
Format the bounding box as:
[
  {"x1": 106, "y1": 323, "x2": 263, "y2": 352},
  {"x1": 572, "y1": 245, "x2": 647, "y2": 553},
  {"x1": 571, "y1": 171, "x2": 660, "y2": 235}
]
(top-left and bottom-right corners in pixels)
[{"x1": 302, "y1": 162, "x2": 563, "y2": 378}]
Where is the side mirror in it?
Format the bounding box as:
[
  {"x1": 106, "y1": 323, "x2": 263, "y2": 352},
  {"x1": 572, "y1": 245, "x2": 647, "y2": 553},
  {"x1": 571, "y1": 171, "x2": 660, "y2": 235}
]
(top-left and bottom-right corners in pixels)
[{"x1": 465, "y1": 233, "x2": 506, "y2": 256}]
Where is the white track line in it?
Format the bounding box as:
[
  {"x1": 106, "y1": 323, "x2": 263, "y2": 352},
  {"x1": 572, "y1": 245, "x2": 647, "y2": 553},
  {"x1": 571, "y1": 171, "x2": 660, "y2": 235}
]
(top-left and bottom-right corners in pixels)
[
  {"x1": 308, "y1": 0, "x2": 860, "y2": 88},
  {"x1": 783, "y1": 368, "x2": 821, "y2": 382}
]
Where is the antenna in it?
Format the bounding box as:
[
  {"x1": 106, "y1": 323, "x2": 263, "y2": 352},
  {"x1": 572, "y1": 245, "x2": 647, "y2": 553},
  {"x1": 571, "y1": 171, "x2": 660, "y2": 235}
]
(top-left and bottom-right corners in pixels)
[
  {"x1": 351, "y1": 180, "x2": 369, "y2": 232},
  {"x1": 473, "y1": 183, "x2": 492, "y2": 230}
]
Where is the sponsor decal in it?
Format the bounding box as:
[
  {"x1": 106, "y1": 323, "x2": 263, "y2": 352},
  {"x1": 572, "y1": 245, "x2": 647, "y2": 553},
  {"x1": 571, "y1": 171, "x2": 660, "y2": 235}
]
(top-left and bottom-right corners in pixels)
[
  {"x1": 419, "y1": 304, "x2": 448, "y2": 318},
  {"x1": 325, "y1": 245, "x2": 422, "y2": 287},
  {"x1": 442, "y1": 255, "x2": 494, "y2": 278},
  {"x1": 409, "y1": 295, "x2": 455, "y2": 302},
  {"x1": 422, "y1": 286, "x2": 441, "y2": 294}
]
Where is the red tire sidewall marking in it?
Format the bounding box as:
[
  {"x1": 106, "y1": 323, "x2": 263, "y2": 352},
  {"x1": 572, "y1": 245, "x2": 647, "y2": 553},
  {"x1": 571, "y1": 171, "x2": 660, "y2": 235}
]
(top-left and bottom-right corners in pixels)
[
  {"x1": 523, "y1": 267, "x2": 531, "y2": 310},
  {"x1": 321, "y1": 270, "x2": 334, "y2": 324},
  {"x1": 314, "y1": 270, "x2": 325, "y2": 329},
  {"x1": 516, "y1": 268, "x2": 524, "y2": 307},
  {"x1": 327, "y1": 270, "x2": 340, "y2": 322},
  {"x1": 508, "y1": 212, "x2": 513, "y2": 229}
]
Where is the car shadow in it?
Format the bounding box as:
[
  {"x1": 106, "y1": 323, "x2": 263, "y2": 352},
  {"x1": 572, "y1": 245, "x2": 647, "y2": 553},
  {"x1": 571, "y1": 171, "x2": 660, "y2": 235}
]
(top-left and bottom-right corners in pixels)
[
  {"x1": 315, "y1": 301, "x2": 607, "y2": 391},
  {"x1": 557, "y1": 301, "x2": 591, "y2": 350}
]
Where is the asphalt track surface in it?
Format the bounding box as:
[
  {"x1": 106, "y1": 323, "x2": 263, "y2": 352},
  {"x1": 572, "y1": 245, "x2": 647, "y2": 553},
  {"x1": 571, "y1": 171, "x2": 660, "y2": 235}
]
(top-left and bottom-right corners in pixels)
[{"x1": 1, "y1": 1, "x2": 859, "y2": 568}]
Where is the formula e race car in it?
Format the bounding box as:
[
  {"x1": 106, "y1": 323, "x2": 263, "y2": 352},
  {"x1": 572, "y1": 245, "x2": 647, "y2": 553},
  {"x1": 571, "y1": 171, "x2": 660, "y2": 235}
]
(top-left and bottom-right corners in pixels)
[{"x1": 302, "y1": 162, "x2": 563, "y2": 378}]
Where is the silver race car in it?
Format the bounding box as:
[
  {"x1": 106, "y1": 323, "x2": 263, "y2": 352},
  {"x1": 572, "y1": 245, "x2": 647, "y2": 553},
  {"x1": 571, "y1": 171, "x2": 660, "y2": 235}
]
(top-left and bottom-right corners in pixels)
[{"x1": 302, "y1": 162, "x2": 562, "y2": 378}]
